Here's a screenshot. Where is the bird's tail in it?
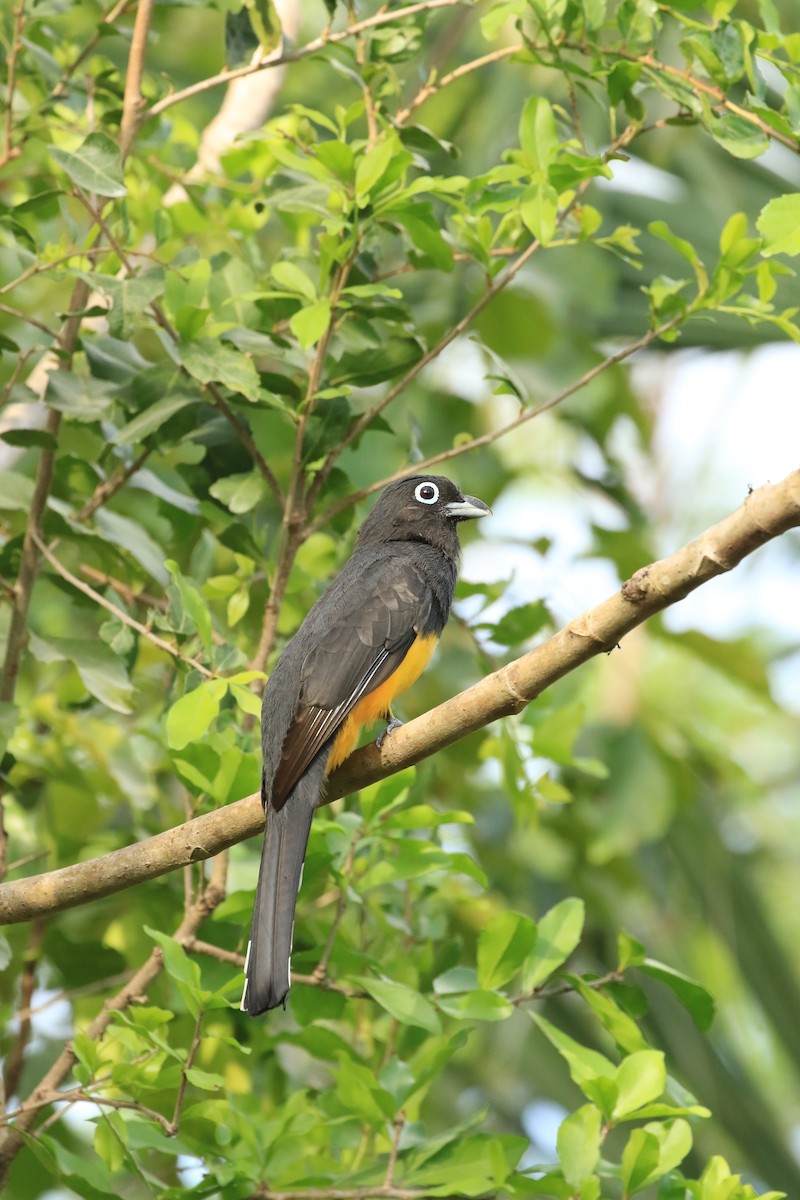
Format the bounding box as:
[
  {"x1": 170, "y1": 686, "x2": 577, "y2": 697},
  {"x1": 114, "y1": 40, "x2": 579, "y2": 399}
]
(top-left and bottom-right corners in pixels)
[{"x1": 241, "y1": 755, "x2": 326, "y2": 1016}]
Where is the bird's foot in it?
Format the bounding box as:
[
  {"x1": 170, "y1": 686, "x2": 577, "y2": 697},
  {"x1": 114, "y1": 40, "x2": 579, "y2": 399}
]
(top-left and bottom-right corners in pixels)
[{"x1": 376, "y1": 716, "x2": 404, "y2": 750}]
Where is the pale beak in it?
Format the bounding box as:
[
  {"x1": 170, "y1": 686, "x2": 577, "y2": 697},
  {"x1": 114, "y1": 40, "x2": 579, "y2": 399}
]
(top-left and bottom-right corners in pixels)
[{"x1": 444, "y1": 495, "x2": 491, "y2": 521}]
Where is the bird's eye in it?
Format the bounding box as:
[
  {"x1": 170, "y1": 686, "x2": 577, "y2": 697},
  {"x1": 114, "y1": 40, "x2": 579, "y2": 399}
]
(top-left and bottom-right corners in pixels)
[{"x1": 414, "y1": 481, "x2": 439, "y2": 505}]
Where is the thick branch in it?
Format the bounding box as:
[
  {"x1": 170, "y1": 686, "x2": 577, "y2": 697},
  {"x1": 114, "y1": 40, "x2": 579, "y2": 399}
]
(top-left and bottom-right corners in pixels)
[
  {"x1": 118, "y1": 0, "x2": 155, "y2": 160},
  {"x1": 1, "y1": 468, "x2": 798, "y2": 925}
]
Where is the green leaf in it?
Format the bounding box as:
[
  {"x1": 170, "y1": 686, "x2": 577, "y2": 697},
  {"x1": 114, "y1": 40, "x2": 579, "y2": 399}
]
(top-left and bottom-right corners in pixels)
[
  {"x1": 334, "y1": 1053, "x2": 396, "y2": 1125},
  {"x1": 709, "y1": 113, "x2": 769, "y2": 159},
  {"x1": 229, "y1": 680, "x2": 261, "y2": 715},
  {"x1": 356, "y1": 976, "x2": 441, "y2": 1033},
  {"x1": 481, "y1": 0, "x2": 525, "y2": 39},
  {"x1": 227, "y1": 588, "x2": 251, "y2": 628},
  {"x1": 95, "y1": 269, "x2": 166, "y2": 338},
  {"x1": 612, "y1": 1050, "x2": 666, "y2": 1118},
  {"x1": 166, "y1": 560, "x2": 214, "y2": 654},
  {"x1": 557, "y1": 1104, "x2": 602, "y2": 1187},
  {"x1": 520, "y1": 180, "x2": 559, "y2": 245},
  {"x1": 0, "y1": 470, "x2": 35, "y2": 511},
  {"x1": 44, "y1": 370, "x2": 117, "y2": 421},
  {"x1": 209, "y1": 470, "x2": 265, "y2": 515},
  {"x1": 617, "y1": 930, "x2": 646, "y2": 970},
  {"x1": 481, "y1": 601, "x2": 550, "y2": 646},
  {"x1": 0, "y1": 428, "x2": 58, "y2": 449},
  {"x1": 185, "y1": 1066, "x2": 225, "y2": 1090},
  {"x1": 243, "y1": 0, "x2": 281, "y2": 54},
  {"x1": 522, "y1": 898, "x2": 584, "y2": 990},
  {"x1": 408, "y1": 1132, "x2": 527, "y2": 1195},
  {"x1": 621, "y1": 1119, "x2": 692, "y2": 1193},
  {"x1": 112, "y1": 392, "x2": 194, "y2": 445},
  {"x1": 181, "y1": 338, "x2": 260, "y2": 401},
  {"x1": 290, "y1": 298, "x2": 332, "y2": 349},
  {"x1": 145, "y1": 926, "x2": 202, "y2": 989},
  {"x1": 621, "y1": 1128, "x2": 660, "y2": 1195},
  {"x1": 94, "y1": 1111, "x2": 127, "y2": 1174},
  {"x1": 355, "y1": 135, "x2": 398, "y2": 205},
  {"x1": 28, "y1": 633, "x2": 134, "y2": 713},
  {"x1": 166, "y1": 679, "x2": 227, "y2": 750},
  {"x1": 638, "y1": 959, "x2": 716, "y2": 1031},
  {"x1": 519, "y1": 97, "x2": 560, "y2": 171},
  {"x1": 435, "y1": 990, "x2": 514, "y2": 1022},
  {"x1": 477, "y1": 910, "x2": 538, "y2": 989},
  {"x1": 272, "y1": 260, "x2": 317, "y2": 299},
  {"x1": 51, "y1": 132, "x2": 127, "y2": 197},
  {"x1": 757, "y1": 193, "x2": 800, "y2": 256},
  {"x1": 531, "y1": 1014, "x2": 617, "y2": 1106}
]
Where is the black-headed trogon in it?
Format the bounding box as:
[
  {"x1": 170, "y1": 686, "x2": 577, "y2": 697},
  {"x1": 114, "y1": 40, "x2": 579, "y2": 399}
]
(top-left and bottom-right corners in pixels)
[{"x1": 242, "y1": 475, "x2": 490, "y2": 1015}]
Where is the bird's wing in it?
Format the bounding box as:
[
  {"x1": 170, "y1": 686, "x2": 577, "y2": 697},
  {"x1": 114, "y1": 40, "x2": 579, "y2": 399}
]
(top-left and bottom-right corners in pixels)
[{"x1": 269, "y1": 554, "x2": 432, "y2": 810}]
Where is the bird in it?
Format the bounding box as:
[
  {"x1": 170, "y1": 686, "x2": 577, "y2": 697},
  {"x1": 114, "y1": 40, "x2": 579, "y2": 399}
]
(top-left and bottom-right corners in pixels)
[{"x1": 241, "y1": 475, "x2": 491, "y2": 1015}]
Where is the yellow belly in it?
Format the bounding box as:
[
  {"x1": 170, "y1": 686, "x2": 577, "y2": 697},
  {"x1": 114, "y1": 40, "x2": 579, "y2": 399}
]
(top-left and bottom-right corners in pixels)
[{"x1": 327, "y1": 632, "x2": 439, "y2": 771}]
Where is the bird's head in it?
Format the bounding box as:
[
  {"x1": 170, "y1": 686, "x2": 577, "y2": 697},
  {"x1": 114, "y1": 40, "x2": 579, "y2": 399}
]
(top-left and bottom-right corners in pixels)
[{"x1": 356, "y1": 475, "x2": 491, "y2": 556}]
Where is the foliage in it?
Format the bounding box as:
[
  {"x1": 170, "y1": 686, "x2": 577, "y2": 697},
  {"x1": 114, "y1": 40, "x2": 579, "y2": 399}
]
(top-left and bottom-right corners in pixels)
[{"x1": 1, "y1": 0, "x2": 799, "y2": 1198}]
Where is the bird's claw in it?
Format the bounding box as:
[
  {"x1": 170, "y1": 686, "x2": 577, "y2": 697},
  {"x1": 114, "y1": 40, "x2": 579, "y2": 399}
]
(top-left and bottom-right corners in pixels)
[{"x1": 376, "y1": 716, "x2": 404, "y2": 750}]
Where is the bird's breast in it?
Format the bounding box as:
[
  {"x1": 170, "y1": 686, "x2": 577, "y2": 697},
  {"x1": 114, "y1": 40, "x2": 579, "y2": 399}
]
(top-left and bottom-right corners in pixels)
[{"x1": 326, "y1": 631, "x2": 439, "y2": 772}]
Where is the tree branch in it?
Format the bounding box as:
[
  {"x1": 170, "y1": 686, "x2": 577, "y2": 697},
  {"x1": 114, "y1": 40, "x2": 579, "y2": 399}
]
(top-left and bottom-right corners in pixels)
[
  {"x1": 306, "y1": 122, "x2": 641, "y2": 511},
  {"x1": 308, "y1": 313, "x2": 682, "y2": 533},
  {"x1": 118, "y1": 0, "x2": 155, "y2": 161},
  {"x1": 145, "y1": 0, "x2": 469, "y2": 120},
  {"x1": 1, "y1": 468, "x2": 798, "y2": 925},
  {"x1": 30, "y1": 534, "x2": 215, "y2": 678},
  {"x1": 0, "y1": 1, "x2": 25, "y2": 170},
  {"x1": 2, "y1": 920, "x2": 45, "y2": 1100}
]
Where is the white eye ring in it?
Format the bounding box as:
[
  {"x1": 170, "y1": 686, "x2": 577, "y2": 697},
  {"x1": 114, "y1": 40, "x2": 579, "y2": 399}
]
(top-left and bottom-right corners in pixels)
[{"x1": 414, "y1": 481, "x2": 439, "y2": 505}]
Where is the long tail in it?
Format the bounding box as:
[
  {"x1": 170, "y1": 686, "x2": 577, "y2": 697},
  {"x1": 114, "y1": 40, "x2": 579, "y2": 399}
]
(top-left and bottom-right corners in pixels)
[{"x1": 241, "y1": 755, "x2": 326, "y2": 1016}]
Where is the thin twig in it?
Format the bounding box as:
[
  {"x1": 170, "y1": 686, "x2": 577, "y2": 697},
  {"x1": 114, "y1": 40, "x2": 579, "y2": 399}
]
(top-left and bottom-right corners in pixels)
[
  {"x1": 50, "y1": 0, "x2": 134, "y2": 101},
  {"x1": 627, "y1": 47, "x2": 800, "y2": 155},
  {"x1": 312, "y1": 832, "x2": 360, "y2": 985},
  {"x1": 77, "y1": 564, "x2": 164, "y2": 611},
  {"x1": 30, "y1": 533, "x2": 214, "y2": 678},
  {"x1": 168, "y1": 1008, "x2": 203, "y2": 1136},
  {"x1": 181, "y1": 937, "x2": 366, "y2": 995},
  {"x1": 396, "y1": 44, "x2": 519, "y2": 125},
  {"x1": 0, "y1": 303, "x2": 58, "y2": 340},
  {"x1": 1, "y1": 1, "x2": 25, "y2": 169},
  {"x1": 4, "y1": 850, "x2": 49, "y2": 876},
  {"x1": 75, "y1": 447, "x2": 152, "y2": 523},
  {"x1": 2, "y1": 920, "x2": 45, "y2": 1100},
  {"x1": 119, "y1": 0, "x2": 155, "y2": 160},
  {"x1": 15, "y1": 971, "x2": 133, "y2": 1022},
  {"x1": 512, "y1": 968, "x2": 623, "y2": 1006},
  {"x1": 309, "y1": 311, "x2": 683, "y2": 532},
  {"x1": 146, "y1": 0, "x2": 469, "y2": 120},
  {"x1": 0, "y1": 247, "x2": 113, "y2": 296},
  {"x1": 208, "y1": 386, "x2": 284, "y2": 503},
  {"x1": 384, "y1": 1114, "x2": 405, "y2": 1188}
]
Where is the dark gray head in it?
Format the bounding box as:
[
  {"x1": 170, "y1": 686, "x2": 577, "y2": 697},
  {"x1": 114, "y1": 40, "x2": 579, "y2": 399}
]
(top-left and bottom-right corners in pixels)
[{"x1": 356, "y1": 475, "x2": 491, "y2": 558}]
